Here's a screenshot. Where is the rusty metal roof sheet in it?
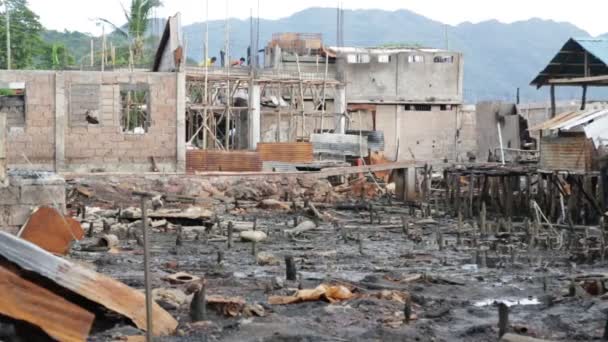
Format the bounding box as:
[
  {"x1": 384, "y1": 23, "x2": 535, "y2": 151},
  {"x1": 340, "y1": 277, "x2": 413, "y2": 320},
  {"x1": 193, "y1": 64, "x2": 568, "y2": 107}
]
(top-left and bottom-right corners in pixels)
[
  {"x1": 257, "y1": 142, "x2": 313, "y2": 163},
  {"x1": 186, "y1": 150, "x2": 263, "y2": 173},
  {"x1": 0, "y1": 264, "x2": 95, "y2": 341},
  {"x1": 0, "y1": 232, "x2": 178, "y2": 336}
]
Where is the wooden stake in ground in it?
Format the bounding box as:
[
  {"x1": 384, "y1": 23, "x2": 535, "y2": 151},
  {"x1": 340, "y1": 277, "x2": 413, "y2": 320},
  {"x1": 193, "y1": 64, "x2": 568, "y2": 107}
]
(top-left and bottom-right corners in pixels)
[
  {"x1": 436, "y1": 226, "x2": 443, "y2": 251},
  {"x1": 176, "y1": 225, "x2": 183, "y2": 246},
  {"x1": 86, "y1": 222, "x2": 94, "y2": 238},
  {"x1": 190, "y1": 280, "x2": 207, "y2": 322},
  {"x1": 227, "y1": 221, "x2": 233, "y2": 249},
  {"x1": 404, "y1": 297, "x2": 412, "y2": 324},
  {"x1": 217, "y1": 250, "x2": 223, "y2": 265},
  {"x1": 603, "y1": 312, "x2": 608, "y2": 339},
  {"x1": 401, "y1": 216, "x2": 409, "y2": 236},
  {"x1": 457, "y1": 210, "x2": 463, "y2": 246},
  {"x1": 358, "y1": 231, "x2": 364, "y2": 255},
  {"x1": 480, "y1": 201, "x2": 487, "y2": 236},
  {"x1": 285, "y1": 255, "x2": 297, "y2": 281},
  {"x1": 498, "y1": 302, "x2": 509, "y2": 338}
]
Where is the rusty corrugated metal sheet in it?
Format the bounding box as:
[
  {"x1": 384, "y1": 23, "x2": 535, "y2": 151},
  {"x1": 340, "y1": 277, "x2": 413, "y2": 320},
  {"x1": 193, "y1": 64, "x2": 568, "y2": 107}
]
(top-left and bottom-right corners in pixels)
[
  {"x1": 0, "y1": 265, "x2": 95, "y2": 341},
  {"x1": 257, "y1": 143, "x2": 313, "y2": 163},
  {"x1": 540, "y1": 136, "x2": 594, "y2": 172},
  {"x1": 187, "y1": 150, "x2": 263, "y2": 173},
  {"x1": 0, "y1": 232, "x2": 178, "y2": 336},
  {"x1": 18, "y1": 207, "x2": 84, "y2": 255}
]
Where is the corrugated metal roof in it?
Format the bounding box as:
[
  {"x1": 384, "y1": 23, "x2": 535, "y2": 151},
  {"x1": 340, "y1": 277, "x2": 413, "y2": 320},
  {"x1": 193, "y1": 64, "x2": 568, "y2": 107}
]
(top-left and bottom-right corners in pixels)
[
  {"x1": 584, "y1": 115, "x2": 608, "y2": 147},
  {"x1": 529, "y1": 107, "x2": 608, "y2": 131},
  {"x1": 531, "y1": 37, "x2": 608, "y2": 86},
  {"x1": 529, "y1": 107, "x2": 608, "y2": 148},
  {"x1": 576, "y1": 38, "x2": 608, "y2": 65}
]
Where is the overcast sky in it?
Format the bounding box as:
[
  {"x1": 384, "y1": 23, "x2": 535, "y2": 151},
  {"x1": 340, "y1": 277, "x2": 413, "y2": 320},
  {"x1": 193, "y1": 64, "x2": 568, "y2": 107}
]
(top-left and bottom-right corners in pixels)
[{"x1": 28, "y1": 0, "x2": 608, "y2": 37}]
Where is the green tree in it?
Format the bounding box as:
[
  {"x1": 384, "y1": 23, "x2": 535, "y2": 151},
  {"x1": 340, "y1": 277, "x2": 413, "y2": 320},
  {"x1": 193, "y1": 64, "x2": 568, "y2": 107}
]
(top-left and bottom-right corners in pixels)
[
  {"x1": 98, "y1": 0, "x2": 162, "y2": 64},
  {"x1": 0, "y1": 0, "x2": 44, "y2": 69},
  {"x1": 36, "y1": 42, "x2": 75, "y2": 69}
]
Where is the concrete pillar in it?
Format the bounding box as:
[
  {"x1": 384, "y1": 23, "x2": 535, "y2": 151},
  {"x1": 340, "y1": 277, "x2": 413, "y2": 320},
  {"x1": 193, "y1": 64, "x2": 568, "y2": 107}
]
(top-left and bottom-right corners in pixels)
[
  {"x1": 54, "y1": 72, "x2": 66, "y2": 172},
  {"x1": 0, "y1": 112, "x2": 6, "y2": 187},
  {"x1": 335, "y1": 85, "x2": 346, "y2": 134},
  {"x1": 248, "y1": 84, "x2": 261, "y2": 150},
  {"x1": 176, "y1": 72, "x2": 186, "y2": 173}
]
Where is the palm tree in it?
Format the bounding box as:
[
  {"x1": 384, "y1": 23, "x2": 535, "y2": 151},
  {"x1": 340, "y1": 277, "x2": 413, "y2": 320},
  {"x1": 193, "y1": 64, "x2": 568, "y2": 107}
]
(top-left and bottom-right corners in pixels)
[{"x1": 98, "y1": 0, "x2": 162, "y2": 64}]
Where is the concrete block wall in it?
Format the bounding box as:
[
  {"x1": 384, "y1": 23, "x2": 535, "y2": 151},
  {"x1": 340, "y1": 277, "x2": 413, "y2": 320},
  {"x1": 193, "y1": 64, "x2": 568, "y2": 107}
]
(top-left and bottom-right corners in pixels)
[
  {"x1": 0, "y1": 70, "x2": 183, "y2": 173},
  {"x1": 0, "y1": 71, "x2": 56, "y2": 170},
  {"x1": 0, "y1": 171, "x2": 66, "y2": 234},
  {"x1": 375, "y1": 104, "x2": 467, "y2": 162},
  {"x1": 63, "y1": 72, "x2": 179, "y2": 172}
]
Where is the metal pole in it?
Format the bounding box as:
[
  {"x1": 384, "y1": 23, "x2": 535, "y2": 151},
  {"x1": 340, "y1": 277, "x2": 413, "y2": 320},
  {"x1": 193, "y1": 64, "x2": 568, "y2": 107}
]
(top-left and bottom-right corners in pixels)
[
  {"x1": 203, "y1": 0, "x2": 209, "y2": 149},
  {"x1": 90, "y1": 38, "x2": 94, "y2": 67},
  {"x1": 497, "y1": 122, "x2": 505, "y2": 165},
  {"x1": 101, "y1": 25, "x2": 106, "y2": 72},
  {"x1": 5, "y1": 4, "x2": 10, "y2": 70},
  {"x1": 138, "y1": 194, "x2": 153, "y2": 341}
]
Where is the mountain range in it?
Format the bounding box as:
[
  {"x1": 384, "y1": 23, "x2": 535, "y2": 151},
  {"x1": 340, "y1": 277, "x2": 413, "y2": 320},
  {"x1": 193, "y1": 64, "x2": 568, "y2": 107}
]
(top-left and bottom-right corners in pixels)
[
  {"x1": 179, "y1": 8, "x2": 607, "y2": 103},
  {"x1": 44, "y1": 7, "x2": 608, "y2": 103}
]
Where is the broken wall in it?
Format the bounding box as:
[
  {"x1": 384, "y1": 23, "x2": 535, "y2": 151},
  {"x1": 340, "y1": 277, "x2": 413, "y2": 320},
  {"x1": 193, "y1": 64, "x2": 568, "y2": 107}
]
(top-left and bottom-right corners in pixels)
[
  {"x1": 0, "y1": 71, "x2": 183, "y2": 173},
  {"x1": 475, "y1": 101, "x2": 520, "y2": 162}
]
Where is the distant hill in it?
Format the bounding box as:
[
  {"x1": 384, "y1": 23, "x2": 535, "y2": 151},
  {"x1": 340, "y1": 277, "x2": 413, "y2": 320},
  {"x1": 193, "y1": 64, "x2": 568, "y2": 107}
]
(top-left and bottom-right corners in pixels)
[
  {"x1": 43, "y1": 8, "x2": 608, "y2": 103},
  {"x1": 181, "y1": 8, "x2": 608, "y2": 103}
]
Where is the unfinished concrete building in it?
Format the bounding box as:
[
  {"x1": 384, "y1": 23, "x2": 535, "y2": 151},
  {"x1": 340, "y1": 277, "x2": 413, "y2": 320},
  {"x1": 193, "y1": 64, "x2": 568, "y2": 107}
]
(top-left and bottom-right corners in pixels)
[{"x1": 0, "y1": 71, "x2": 184, "y2": 173}]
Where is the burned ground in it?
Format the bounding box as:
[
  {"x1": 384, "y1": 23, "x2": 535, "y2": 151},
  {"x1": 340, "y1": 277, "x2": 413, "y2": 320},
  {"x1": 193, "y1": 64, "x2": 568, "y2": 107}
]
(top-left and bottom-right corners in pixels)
[{"x1": 56, "y1": 175, "x2": 608, "y2": 342}]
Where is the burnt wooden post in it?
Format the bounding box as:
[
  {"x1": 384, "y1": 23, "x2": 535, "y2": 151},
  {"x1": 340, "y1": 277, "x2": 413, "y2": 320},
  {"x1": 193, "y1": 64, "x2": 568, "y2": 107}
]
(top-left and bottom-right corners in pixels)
[
  {"x1": 457, "y1": 210, "x2": 463, "y2": 246},
  {"x1": 443, "y1": 169, "x2": 450, "y2": 213},
  {"x1": 190, "y1": 281, "x2": 207, "y2": 322},
  {"x1": 468, "y1": 173, "x2": 475, "y2": 219},
  {"x1": 498, "y1": 302, "x2": 509, "y2": 338},
  {"x1": 550, "y1": 84, "x2": 556, "y2": 117},
  {"x1": 455, "y1": 173, "x2": 461, "y2": 217},
  {"x1": 227, "y1": 221, "x2": 233, "y2": 249},
  {"x1": 404, "y1": 297, "x2": 412, "y2": 324},
  {"x1": 480, "y1": 201, "x2": 487, "y2": 237},
  {"x1": 285, "y1": 255, "x2": 297, "y2": 281},
  {"x1": 581, "y1": 85, "x2": 588, "y2": 110},
  {"x1": 525, "y1": 173, "x2": 532, "y2": 217}
]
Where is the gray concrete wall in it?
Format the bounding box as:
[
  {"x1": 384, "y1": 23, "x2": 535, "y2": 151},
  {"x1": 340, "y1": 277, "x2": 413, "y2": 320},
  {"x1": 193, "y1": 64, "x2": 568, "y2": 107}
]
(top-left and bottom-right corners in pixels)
[
  {"x1": 338, "y1": 51, "x2": 464, "y2": 104},
  {"x1": 0, "y1": 70, "x2": 181, "y2": 173},
  {"x1": 475, "y1": 101, "x2": 519, "y2": 162},
  {"x1": 374, "y1": 104, "x2": 474, "y2": 162}
]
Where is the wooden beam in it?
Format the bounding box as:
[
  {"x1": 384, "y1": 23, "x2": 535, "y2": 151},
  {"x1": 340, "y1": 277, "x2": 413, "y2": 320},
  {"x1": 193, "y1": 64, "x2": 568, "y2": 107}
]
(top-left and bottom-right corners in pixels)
[
  {"x1": 581, "y1": 85, "x2": 588, "y2": 110},
  {"x1": 550, "y1": 85, "x2": 556, "y2": 118},
  {"x1": 548, "y1": 74, "x2": 608, "y2": 84}
]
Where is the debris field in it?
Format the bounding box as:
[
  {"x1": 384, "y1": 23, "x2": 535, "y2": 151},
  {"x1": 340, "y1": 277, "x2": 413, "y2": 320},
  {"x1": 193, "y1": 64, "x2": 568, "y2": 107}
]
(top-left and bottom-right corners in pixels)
[{"x1": 1, "y1": 172, "x2": 598, "y2": 342}]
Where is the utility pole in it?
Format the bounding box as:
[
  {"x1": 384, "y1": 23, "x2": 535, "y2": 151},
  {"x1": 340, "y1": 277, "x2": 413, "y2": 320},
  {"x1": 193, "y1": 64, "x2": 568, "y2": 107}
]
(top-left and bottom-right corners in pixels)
[
  {"x1": 90, "y1": 38, "x2": 94, "y2": 67},
  {"x1": 5, "y1": 2, "x2": 10, "y2": 70},
  {"x1": 101, "y1": 25, "x2": 105, "y2": 72}
]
